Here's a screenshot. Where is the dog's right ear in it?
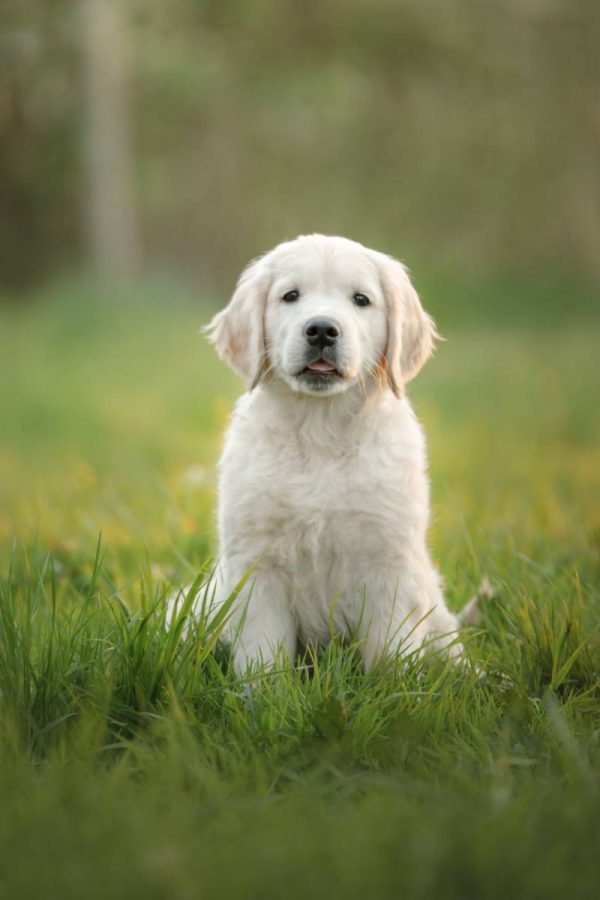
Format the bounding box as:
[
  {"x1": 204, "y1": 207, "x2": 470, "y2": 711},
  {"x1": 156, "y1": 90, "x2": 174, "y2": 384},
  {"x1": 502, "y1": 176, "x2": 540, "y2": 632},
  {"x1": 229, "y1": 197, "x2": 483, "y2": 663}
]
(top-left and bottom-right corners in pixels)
[{"x1": 204, "y1": 256, "x2": 271, "y2": 389}]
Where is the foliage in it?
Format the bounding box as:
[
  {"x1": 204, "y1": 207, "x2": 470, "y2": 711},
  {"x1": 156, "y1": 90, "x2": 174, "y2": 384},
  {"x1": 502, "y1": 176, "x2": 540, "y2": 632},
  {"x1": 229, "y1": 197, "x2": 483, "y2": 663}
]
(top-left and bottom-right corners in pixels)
[{"x1": 2, "y1": 0, "x2": 600, "y2": 289}]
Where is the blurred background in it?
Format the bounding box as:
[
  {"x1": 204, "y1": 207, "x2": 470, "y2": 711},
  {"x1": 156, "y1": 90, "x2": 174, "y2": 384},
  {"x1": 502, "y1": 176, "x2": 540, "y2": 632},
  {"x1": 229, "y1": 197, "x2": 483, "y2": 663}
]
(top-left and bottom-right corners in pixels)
[
  {"x1": 0, "y1": 0, "x2": 599, "y2": 585},
  {"x1": 2, "y1": 0, "x2": 600, "y2": 294}
]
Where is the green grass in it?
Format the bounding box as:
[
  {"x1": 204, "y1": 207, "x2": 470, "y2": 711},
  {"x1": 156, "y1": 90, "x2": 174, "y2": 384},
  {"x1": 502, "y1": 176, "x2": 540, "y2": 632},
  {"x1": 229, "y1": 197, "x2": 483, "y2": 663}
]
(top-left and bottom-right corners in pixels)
[{"x1": 0, "y1": 280, "x2": 599, "y2": 899}]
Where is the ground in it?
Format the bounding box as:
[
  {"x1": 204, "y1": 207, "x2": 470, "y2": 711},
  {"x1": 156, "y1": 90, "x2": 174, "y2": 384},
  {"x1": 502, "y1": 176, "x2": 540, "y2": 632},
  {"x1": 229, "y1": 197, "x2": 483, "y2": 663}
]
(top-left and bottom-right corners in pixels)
[{"x1": 0, "y1": 279, "x2": 598, "y2": 899}]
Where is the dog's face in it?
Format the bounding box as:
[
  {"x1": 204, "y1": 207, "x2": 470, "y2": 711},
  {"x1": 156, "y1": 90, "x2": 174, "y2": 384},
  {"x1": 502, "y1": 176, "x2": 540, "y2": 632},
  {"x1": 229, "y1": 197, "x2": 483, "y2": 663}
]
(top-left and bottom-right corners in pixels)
[
  {"x1": 263, "y1": 240, "x2": 388, "y2": 397},
  {"x1": 207, "y1": 235, "x2": 437, "y2": 398}
]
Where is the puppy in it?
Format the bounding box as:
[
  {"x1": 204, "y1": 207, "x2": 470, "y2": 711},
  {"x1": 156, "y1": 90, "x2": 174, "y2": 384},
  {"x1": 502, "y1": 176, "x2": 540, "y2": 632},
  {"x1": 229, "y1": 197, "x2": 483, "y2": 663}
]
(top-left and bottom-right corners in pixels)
[{"x1": 190, "y1": 234, "x2": 461, "y2": 673}]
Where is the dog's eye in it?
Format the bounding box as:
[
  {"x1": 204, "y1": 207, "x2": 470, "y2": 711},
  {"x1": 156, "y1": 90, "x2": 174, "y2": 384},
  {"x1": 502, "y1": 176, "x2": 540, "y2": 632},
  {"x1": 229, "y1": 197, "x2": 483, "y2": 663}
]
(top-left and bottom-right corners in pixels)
[
  {"x1": 282, "y1": 290, "x2": 300, "y2": 303},
  {"x1": 353, "y1": 293, "x2": 370, "y2": 307}
]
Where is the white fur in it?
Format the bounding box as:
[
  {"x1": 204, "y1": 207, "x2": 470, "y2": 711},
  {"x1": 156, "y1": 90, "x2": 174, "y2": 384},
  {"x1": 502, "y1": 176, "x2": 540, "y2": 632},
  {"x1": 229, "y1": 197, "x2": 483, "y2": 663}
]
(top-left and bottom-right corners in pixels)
[{"x1": 183, "y1": 235, "x2": 460, "y2": 673}]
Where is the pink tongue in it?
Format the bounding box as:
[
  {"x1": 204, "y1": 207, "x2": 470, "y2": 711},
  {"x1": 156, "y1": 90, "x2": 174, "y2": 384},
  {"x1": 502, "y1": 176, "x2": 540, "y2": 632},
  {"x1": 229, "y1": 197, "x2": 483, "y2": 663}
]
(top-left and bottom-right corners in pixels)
[{"x1": 308, "y1": 360, "x2": 336, "y2": 372}]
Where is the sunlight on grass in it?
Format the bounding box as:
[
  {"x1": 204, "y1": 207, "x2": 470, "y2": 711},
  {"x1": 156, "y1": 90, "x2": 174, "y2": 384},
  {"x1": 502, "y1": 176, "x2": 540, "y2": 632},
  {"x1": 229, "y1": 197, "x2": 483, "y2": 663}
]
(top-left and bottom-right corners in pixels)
[{"x1": 0, "y1": 283, "x2": 599, "y2": 898}]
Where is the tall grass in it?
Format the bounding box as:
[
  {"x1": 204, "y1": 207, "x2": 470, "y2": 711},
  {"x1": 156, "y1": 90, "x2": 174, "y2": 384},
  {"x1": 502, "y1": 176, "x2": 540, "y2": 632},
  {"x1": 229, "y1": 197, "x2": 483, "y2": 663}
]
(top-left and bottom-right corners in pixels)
[{"x1": 0, "y1": 282, "x2": 598, "y2": 898}]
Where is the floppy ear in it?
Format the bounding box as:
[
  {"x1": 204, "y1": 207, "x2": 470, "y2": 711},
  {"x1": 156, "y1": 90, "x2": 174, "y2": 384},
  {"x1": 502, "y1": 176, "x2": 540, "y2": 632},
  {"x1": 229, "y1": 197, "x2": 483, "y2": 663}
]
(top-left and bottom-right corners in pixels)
[
  {"x1": 376, "y1": 254, "x2": 438, "y2": 398},
  {"x1": 204, "y1": 257, "x2": 271, "y2": 389}
]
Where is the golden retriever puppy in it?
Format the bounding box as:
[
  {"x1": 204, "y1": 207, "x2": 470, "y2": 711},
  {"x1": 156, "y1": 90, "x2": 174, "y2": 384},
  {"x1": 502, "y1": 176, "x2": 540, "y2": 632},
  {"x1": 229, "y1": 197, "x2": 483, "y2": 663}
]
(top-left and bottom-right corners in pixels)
[{"x1": 188, "y1": 234, "x2": 461, "y2": 673}]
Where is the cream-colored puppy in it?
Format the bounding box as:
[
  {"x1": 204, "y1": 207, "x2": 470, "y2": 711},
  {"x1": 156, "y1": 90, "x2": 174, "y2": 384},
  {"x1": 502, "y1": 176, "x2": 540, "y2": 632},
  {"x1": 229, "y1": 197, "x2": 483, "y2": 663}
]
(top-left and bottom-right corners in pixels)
[{"x1": 190, "y1": 234, "x2": 460, "y2": 673}]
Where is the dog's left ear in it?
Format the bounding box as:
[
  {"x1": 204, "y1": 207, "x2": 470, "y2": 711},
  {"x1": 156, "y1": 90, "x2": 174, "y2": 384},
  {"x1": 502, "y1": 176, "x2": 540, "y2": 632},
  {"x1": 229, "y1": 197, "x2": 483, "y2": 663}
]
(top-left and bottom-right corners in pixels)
[
  {"x1": 374, "y1": 253, "x2": 439, "y2": 398},
  {"x1": 204, "y1": 256, "x2": 271, "y2": 389}
]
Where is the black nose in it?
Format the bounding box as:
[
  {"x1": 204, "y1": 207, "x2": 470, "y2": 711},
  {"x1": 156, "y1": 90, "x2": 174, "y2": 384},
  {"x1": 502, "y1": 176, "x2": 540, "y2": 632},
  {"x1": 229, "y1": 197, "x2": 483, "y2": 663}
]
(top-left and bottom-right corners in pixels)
[{"x1": 304, "y1": 318, "x2": 341, "y2": 349}]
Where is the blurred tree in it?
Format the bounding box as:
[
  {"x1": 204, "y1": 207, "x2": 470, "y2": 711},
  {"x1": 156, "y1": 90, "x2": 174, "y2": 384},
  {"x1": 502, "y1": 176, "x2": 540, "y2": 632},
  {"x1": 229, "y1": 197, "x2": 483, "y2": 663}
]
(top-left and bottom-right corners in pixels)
[
  {"x1": 0, "y1": 0, "x2": 598, "y2": 292},
  {"x1": 84, "y1": 0, "x2": 140, "y2": 279}
]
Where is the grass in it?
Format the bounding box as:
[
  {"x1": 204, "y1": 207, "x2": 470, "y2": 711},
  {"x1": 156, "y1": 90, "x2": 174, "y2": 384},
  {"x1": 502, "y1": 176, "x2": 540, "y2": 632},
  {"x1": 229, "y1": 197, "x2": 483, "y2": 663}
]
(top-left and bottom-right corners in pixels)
[{"x1": 0, "y1": 279, "x2": 599, "y2": 899}]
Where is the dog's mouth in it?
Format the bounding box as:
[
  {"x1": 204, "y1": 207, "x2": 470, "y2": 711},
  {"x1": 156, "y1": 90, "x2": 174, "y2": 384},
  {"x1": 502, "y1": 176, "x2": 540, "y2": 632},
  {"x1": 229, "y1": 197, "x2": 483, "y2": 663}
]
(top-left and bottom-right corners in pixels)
[{"x1": 301, "y1": 359, "x2": 342, "y2": 377}]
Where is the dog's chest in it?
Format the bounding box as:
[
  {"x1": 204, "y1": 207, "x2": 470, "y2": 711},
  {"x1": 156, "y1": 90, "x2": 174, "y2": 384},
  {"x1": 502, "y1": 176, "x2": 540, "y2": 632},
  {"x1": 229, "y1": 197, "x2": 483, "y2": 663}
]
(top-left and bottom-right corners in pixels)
[{"x1": 221, "y1": 416, "x2": 422, "y2": 569}]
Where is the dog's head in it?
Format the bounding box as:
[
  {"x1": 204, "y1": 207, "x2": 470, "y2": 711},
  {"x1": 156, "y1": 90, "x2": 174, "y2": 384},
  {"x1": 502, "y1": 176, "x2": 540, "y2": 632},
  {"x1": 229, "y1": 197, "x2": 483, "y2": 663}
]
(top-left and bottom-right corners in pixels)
[{"x1": 206, "y1": 234, "x2": 438, "y2": 398}]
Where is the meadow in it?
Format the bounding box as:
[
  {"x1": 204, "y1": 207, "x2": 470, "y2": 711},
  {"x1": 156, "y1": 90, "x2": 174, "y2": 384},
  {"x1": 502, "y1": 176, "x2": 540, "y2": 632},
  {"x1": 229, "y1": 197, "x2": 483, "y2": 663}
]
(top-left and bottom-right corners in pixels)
[{"x1": 0, "y1": 279, "x2": 599, "y2": 899}]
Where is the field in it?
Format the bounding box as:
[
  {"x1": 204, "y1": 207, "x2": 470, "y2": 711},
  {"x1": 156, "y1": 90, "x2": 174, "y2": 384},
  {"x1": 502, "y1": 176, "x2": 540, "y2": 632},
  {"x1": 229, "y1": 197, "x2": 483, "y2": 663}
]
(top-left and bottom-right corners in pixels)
[{"x1": 1, "y1": 281, "x2": 599, "y2": 899}]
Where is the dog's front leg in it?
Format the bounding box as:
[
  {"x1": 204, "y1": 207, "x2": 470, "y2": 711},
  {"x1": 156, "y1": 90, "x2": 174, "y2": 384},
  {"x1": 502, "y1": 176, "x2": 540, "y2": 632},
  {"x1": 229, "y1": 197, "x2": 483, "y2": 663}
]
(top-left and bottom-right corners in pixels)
[
  {"x1": 355, "y1": 565, "x2": 458, "y2": 671},
  {"x1": 223, "y1": 562, "x2": 296, "y2": 676}
]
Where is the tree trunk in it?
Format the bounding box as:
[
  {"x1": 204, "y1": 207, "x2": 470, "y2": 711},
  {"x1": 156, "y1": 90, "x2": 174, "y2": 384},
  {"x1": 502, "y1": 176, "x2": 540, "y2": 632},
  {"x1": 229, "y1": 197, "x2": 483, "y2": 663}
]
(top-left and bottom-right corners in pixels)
[{"x1": 83, "y1": 0, "x2": 140, "y2": 279}]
